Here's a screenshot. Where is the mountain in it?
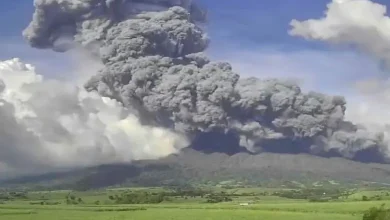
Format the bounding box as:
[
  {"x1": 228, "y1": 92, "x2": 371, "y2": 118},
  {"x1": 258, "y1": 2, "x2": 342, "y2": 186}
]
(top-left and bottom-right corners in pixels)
[{"x1": 3, "y1": 149, "x2": 390, "y2": 190}]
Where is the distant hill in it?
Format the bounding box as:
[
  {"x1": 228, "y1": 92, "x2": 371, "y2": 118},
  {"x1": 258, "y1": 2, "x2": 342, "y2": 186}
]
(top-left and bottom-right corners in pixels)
[{"x1": 3, "y1": 149, "x2": 390, "y2": 190}]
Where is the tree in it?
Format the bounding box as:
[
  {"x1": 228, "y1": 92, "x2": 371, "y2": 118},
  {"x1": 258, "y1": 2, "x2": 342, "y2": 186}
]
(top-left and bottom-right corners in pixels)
[{"x1": 205, "y1": 194, "x2": 233, "y2": 203}]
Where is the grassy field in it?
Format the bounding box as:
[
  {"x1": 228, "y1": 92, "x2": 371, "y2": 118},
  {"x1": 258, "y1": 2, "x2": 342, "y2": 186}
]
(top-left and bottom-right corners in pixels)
[
  {"x1": 0, "y1": 187, "x2": 388, "y2": 220},
  {"x1": 0, "y1": 208, "x2": 360, "y2": 220}
]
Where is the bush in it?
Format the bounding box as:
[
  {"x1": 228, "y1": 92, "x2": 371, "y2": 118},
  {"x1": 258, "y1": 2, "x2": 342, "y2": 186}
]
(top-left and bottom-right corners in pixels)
[
  {"x1": 30, "y1": 201, "x2": 61, "y2": 205},
  {"x1": 308, "y1": 197, "x2": 329, "y2": 203},
  {"x1": 363, "y1": 205, "x2": 390, "y2": 220}
]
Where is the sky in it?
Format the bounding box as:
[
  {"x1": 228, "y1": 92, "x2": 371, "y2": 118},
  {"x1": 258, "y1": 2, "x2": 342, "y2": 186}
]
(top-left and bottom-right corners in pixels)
[
  {"x1": 0, "y1": 0, "x2": 388, "y2": 96},
  {"x1": 1, "y1": 0, "x2": 390, "y2": 175}
]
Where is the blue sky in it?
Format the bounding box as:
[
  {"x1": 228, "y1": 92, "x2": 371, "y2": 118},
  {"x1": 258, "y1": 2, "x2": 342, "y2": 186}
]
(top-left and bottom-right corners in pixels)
[{"x1": 0, "y1": 0, "x2": 388, "y2": 97}]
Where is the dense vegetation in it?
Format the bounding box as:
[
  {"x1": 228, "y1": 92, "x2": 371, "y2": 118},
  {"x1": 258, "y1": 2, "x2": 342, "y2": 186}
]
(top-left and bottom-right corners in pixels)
[
  {"x1": 272, "y1": 188, "x2": 351, "y2": 202},
  {"x1": 363, "y1": 205, "x2": 390, "y2": 220},
  {"x1": 109, "y1": 192, "x2": 165, "y2": 204}
]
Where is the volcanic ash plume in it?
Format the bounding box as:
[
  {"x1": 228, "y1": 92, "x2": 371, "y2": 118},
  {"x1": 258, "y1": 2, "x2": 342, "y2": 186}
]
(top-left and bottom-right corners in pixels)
[
  {"x1": 0, "y1": 58, "x2": 188, "y2": 175},
  {"x1": 22, "y1": 0, "x2": 389, "y2": 163}
]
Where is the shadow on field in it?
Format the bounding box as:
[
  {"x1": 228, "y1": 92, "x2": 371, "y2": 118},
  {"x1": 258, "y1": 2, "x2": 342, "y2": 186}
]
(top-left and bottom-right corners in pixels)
[{"x1": 0, "y1": 211, "x2": 38, "y2": 216}]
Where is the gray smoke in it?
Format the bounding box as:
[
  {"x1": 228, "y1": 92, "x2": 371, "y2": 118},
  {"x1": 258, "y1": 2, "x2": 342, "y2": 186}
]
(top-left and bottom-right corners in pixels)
[{"x1": 23, "y1": 0, "x2": 389, "y2": 162}]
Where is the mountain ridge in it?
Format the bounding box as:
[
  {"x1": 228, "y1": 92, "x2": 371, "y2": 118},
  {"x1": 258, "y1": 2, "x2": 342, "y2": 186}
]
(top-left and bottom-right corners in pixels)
[{"x1": 3, "y1": 149, "x2": 390, "y2": 190}]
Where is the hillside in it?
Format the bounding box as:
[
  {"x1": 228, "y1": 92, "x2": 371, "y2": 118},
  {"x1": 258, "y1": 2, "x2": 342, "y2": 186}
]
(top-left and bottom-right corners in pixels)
[{"x1": 3, "y1": 149, "x2": 390, "y2": 190}]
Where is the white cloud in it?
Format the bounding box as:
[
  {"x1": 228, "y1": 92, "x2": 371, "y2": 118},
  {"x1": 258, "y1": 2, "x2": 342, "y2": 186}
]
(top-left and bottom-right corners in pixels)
[
  {"x1": 289, "y1": 0, "x2": 390, "y2": 66},
  {"x1": 0, "y1": 58, "x2": 188, "y2": 176},
  {"x1": 289, "y1": 0, "x2": 390, "y2": 146}
]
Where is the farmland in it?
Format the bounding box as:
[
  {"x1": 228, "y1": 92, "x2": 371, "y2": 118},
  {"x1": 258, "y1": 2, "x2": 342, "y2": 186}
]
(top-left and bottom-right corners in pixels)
[{"x1": 0, "y1": 186, "x2": 388, "y2": 220}]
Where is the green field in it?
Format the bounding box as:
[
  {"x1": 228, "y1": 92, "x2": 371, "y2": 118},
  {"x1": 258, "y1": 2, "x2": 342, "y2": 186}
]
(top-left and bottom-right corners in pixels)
[
  {"x1": 0, "y1": 207, "x2": 360, "y2": 220},
  {"x1": 0, "y1": 187, "x2": 388, "y2": 220}
]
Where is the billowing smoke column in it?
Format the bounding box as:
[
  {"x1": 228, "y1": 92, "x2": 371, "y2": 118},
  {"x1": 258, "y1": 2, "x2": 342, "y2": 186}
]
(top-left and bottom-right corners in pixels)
[{"x1": 23, "y1": 0, "x2": 389, "y2": 162}]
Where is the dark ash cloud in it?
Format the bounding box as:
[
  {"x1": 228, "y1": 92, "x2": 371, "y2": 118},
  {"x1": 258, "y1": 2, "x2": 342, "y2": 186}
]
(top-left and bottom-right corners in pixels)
[{"x1": 22, "y1": 0, "x2": 389, "y2": 164}]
